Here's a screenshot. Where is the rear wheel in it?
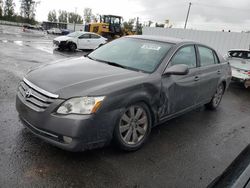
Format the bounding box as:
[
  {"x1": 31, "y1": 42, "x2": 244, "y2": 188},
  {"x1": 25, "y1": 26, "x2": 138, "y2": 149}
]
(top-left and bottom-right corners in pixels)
[
  {"x1": 113, "y1": 103, "x2": 152, "y2": 151},
  {"x1": 205, "y1": 83, "x2": 225, "y2": 110}
]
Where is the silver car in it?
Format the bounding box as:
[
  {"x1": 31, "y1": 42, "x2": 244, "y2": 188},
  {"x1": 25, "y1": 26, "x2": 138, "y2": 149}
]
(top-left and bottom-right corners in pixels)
[{"x1": 226, "y1": 49, "x2": 250, "y2": 88}]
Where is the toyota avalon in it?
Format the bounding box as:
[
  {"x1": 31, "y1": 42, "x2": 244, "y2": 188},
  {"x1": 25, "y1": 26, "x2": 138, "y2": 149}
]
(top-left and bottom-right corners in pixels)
[{"x1": 16, "y1": 35, "x2": 231, "y2": 151}]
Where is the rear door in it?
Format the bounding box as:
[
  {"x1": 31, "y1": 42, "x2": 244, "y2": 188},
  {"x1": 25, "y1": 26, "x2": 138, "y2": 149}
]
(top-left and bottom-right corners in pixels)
[
  {"x1": 160, "y1": 45, "x2": 200, "y2": 117},
  {"x1": 77, "y1": 34, "x2": 91, "y2": 49},
  {"x1": 90, "y1": 34, "x2": 103, "y2": 49},
  {"x1": 196, "y1": 45, "x2": 222, "y2": 104}
]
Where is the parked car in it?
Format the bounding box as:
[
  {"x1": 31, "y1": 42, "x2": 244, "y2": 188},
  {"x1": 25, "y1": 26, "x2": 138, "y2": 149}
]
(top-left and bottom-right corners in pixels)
[
  {"x1": 16, "y1": 35, "x2": 231, "y2": 152},
  {"x1": 60, "y1": 29, "x2": 70, "y2": 35},
  {"x1": 225, "y1": 49, "x2": 250, "y2": 88},
  {"x1": 47, "y1": 28, "x2": 62, "y2": 35},
  {"x1": 53, "y1": 31, "x2": 107, "y2": 51}
]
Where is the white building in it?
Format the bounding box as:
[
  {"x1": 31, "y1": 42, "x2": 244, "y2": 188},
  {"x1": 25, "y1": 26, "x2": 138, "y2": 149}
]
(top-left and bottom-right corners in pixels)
[{"x1": 143, "y1": 27, "x2": 250, "y2": 55}]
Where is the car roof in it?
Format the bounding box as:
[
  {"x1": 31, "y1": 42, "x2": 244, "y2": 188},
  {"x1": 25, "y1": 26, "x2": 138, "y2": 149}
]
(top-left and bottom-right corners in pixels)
[
  {"x1": 125, "y1": 35, "x2": 193, "y2": 44},
  {"x1": 73, "y1": 31, "x2": 101, "y2": 35}
]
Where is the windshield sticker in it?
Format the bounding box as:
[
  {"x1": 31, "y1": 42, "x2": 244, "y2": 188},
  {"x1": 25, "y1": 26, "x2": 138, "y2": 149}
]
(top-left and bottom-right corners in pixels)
[{"x1": 141, "y1": 44, "x2": 161, "y2": 51}]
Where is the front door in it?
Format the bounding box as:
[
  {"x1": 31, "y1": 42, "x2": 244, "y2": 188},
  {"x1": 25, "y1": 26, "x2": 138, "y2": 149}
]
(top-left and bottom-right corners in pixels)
[{"x1": 159, "y1": 45, "x2": 200, "y2": 118}]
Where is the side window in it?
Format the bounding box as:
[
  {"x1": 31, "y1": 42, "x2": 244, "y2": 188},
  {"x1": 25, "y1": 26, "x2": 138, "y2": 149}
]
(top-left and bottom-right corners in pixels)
[
  {"x1": 247, "y1": 52, "x2": 250, "y2": 59},
  {"x1": 213, "y1": 52, "x2": 219, "y2": 64},
  {"x1": 91, "y1": 34, "x2": 101, "y2": 39},
  {"x1": 198, "y1": 46, "x2": 216, "y2": 66},
  {"x1": 79, "y1": 34, "x2": 91, "y2": 39},
  {"x1": 170, "y1": 45, "x2": 197, "y2": 68}
]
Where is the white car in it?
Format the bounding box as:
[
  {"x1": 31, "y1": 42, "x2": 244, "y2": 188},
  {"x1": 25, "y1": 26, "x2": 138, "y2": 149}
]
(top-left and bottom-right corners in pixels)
[
  {"x1": 47, "y1": 28, "x2": 62, "y2": 35},
  {"x1": 53, "y1": 31, "x2": 108, "y2": 51},
  {"x1": 225, "y1": 49, "x2": 250, "y2": 88}
]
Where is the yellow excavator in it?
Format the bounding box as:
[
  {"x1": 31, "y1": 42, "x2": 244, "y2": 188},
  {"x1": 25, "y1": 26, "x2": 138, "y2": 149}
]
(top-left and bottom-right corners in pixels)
[{"x1": 84, "y1": 15, "x2": 135, "y2": 40}]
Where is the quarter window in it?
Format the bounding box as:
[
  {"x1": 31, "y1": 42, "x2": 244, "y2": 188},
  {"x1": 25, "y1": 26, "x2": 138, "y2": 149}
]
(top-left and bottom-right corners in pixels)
[
  {"x1": 170, "y1": 46, "x2": 197, "y2": 68},
  {"x1": 198, "y1": 46, "x2": 216, "y2": 66}
]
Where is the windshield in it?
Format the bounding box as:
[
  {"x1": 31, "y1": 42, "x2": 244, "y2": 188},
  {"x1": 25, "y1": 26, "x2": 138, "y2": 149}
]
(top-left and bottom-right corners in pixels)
[
  {"x1": 88, "y1": 38, "x2": 172, "y2": 72},
  {"x1": 67, "y1": 31, "x2": 82, "y2": 38}
]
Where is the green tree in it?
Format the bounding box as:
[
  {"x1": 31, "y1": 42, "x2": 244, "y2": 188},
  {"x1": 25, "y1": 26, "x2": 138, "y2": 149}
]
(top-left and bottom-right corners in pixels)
[
  {"x1": 58, "y1": 10, "x2": 67, "y2": 23},
  {"x1": 68, "y1": 12, "x2": 83, "y2": 24},
  {"x1": 83, "y1": 8, "x2": 92, "y2": 23},
  {"x1": 3, "y1": 0, "x2": 15, "y2": 20},
  {"x1": 92, "y1": 13, "x2": 99, "y2": 22},
  {"x1": 47, "y1": 10, "x2": 57, "y2": 22},
  {"x1": 123, "y1": 18, "x2": 135, "y2": 31},
  {"x1": 0, "y1": 0, "x2": 3, "y2": 17},
  {"x1": 20, "y1": 0, "x2": 37, "y2": 24}
]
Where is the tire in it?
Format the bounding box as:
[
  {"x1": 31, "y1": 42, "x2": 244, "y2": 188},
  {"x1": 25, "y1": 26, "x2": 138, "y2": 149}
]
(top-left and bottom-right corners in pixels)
[
  {"x1": 205, "y1": 83, "x2": 225, "y2": 110},
  {"x1": 113, "y1": 102, "x2": 152, "y2": 151},
  {"x1": 68, "y1": 43, "x2": 77, "y2": 52}
]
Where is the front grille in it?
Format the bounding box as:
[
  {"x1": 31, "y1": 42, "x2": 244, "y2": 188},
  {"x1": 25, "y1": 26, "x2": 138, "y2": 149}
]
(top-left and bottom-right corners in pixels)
[{"x1": 18, "y1": 78, "x2": 59, "y2": 112}]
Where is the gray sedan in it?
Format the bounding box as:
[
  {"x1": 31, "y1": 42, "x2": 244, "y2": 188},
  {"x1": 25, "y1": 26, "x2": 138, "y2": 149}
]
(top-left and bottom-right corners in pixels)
[{"x1": 16, "y1": 35, "x2": 231, "y2": 152}]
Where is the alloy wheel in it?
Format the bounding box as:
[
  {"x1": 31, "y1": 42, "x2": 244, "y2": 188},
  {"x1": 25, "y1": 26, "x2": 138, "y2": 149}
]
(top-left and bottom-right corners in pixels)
[
  {"x1": 119, "y1": 106, "x2": 148, "y2": 145},
  {"x1": 213, "y1": 84, "x2": 224, "y2": 107}
]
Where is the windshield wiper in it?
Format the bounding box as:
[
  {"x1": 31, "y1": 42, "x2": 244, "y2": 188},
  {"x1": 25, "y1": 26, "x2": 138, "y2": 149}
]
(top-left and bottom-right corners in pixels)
[
  {"x1": 106, "y1": 62, "x2": 126, "y2": 68},
  {"x1": 86, "y1": 56, "x2": 141, "y2": 71},
  {"x1": 89, "y1": 58, "x2": 126, "y2": 69}
]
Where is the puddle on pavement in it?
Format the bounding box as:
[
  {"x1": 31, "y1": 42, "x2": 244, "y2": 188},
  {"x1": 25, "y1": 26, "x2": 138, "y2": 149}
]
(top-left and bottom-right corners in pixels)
[{"x1": 14, "y1": 41, "x2": 23, "y2": 46}]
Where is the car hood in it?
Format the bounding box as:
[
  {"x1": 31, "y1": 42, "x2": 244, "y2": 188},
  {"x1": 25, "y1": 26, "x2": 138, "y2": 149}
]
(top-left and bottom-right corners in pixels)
[
  {"x1": 25, "y1": 57, "x2": 148, "y2": 99},
  {"x1": 228, "y1": 59, "x2": 250, "y2": 70},
  {"x1": 54, "y1": 36, "x2": 73, "y2": 42}
]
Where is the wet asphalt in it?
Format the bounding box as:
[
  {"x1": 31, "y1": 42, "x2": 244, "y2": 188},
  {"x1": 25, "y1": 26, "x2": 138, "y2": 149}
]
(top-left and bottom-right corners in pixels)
[{"x1": 0, "y1": 25, "x2": 250, "y2": 188}]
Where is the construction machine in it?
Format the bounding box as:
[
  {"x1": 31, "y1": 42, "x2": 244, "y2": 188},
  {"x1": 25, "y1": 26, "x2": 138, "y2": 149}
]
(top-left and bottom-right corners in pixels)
[{"x1": 85, "y1": 15, "x2": 134, "y2": 40}]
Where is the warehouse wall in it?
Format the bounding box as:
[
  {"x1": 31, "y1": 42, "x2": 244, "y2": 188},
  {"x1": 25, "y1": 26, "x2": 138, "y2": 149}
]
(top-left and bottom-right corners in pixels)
[{"x1": 142, "y1": 27, "x2": 250, "y2": 55}]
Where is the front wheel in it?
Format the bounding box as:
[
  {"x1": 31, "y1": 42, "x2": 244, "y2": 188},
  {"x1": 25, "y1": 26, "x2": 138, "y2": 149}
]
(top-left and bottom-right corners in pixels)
[
  {"x1": 68, "y1": 43, "x2": 77, "y2": 52},
  {"x1": 113, "y1": 103, "x2": 152, "y2": 151},
  {"x1": 205, "y1": 83, "x2": 225, "y2": 110}
]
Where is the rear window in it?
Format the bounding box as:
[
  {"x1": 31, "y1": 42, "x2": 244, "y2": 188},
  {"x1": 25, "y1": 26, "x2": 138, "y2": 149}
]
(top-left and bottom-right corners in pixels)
[
  {"x1": 228, "y1": 51, "x2": 249, "y2": 59},
  {"x1": 247, "y1": 52, "x2": 250, "y2": 59}
]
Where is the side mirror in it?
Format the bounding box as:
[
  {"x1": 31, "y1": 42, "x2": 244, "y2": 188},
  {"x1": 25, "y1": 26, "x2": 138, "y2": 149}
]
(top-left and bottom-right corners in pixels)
[{"x1": 164, "y1": 64, "x2": 189, "y2": 75}]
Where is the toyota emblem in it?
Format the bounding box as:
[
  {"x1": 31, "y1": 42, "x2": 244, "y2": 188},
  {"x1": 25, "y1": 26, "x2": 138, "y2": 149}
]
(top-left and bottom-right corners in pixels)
[{"x1": 25, "y1": 89, "x2": 32, "y2": 98}]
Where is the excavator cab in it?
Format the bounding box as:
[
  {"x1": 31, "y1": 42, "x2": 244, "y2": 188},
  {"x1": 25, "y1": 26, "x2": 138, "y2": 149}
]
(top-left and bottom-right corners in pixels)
[
  {"x1": 85, "y1": 15, "x2": 123, "y2": 39},
  {"x1": 100, "y1": 15, "x2": 122, "y2": 36}
]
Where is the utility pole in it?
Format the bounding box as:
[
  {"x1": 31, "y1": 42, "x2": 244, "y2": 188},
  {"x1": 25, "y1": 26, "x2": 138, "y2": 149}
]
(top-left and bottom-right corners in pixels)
[
  {"x1": 184, "y1": 2, "x2": 192, "y2": 29},
  {"x1": 74, "y1": 7, "x2": 77, "y2": 31}
]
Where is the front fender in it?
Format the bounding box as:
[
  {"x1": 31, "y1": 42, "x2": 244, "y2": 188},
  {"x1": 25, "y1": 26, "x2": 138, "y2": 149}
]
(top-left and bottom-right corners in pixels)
[{"x1": 99, "y1": 82, "x2": 161, "y2": 126}]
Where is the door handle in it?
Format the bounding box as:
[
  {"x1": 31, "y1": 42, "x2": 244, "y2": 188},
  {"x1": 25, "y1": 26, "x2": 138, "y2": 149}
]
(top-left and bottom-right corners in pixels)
[
  {"x1": 194, "y1": 76, "x2": 199, "y2": 81},
  {"x1": 217, "y1": 70, "x2": 221, "y2": 74}
]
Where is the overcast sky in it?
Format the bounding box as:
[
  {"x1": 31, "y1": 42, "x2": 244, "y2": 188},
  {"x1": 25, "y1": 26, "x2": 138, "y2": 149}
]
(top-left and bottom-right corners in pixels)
[{"x1": 14, "y1": 0, "x2": 250, "y2": 32}]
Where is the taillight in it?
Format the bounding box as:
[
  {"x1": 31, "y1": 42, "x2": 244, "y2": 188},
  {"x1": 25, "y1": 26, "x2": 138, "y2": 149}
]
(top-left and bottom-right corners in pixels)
[{"x1": 243, "y1": 71, "x2": 250, "y2": 75}]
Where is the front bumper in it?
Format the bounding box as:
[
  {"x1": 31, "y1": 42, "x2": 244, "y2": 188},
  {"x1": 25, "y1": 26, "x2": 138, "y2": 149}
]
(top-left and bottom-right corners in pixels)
[
  {"x1": 16, "y1": 95, "x2": 120, "y2": 152},
  {"x1": 53, "y1": 40, "x2": 68, "y2": 49}
]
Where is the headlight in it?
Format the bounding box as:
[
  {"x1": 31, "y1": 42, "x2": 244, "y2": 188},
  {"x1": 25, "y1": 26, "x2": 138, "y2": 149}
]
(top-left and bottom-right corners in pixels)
[{"x1": 57, "y1": 96, "x2": 105, "y2": 115}]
